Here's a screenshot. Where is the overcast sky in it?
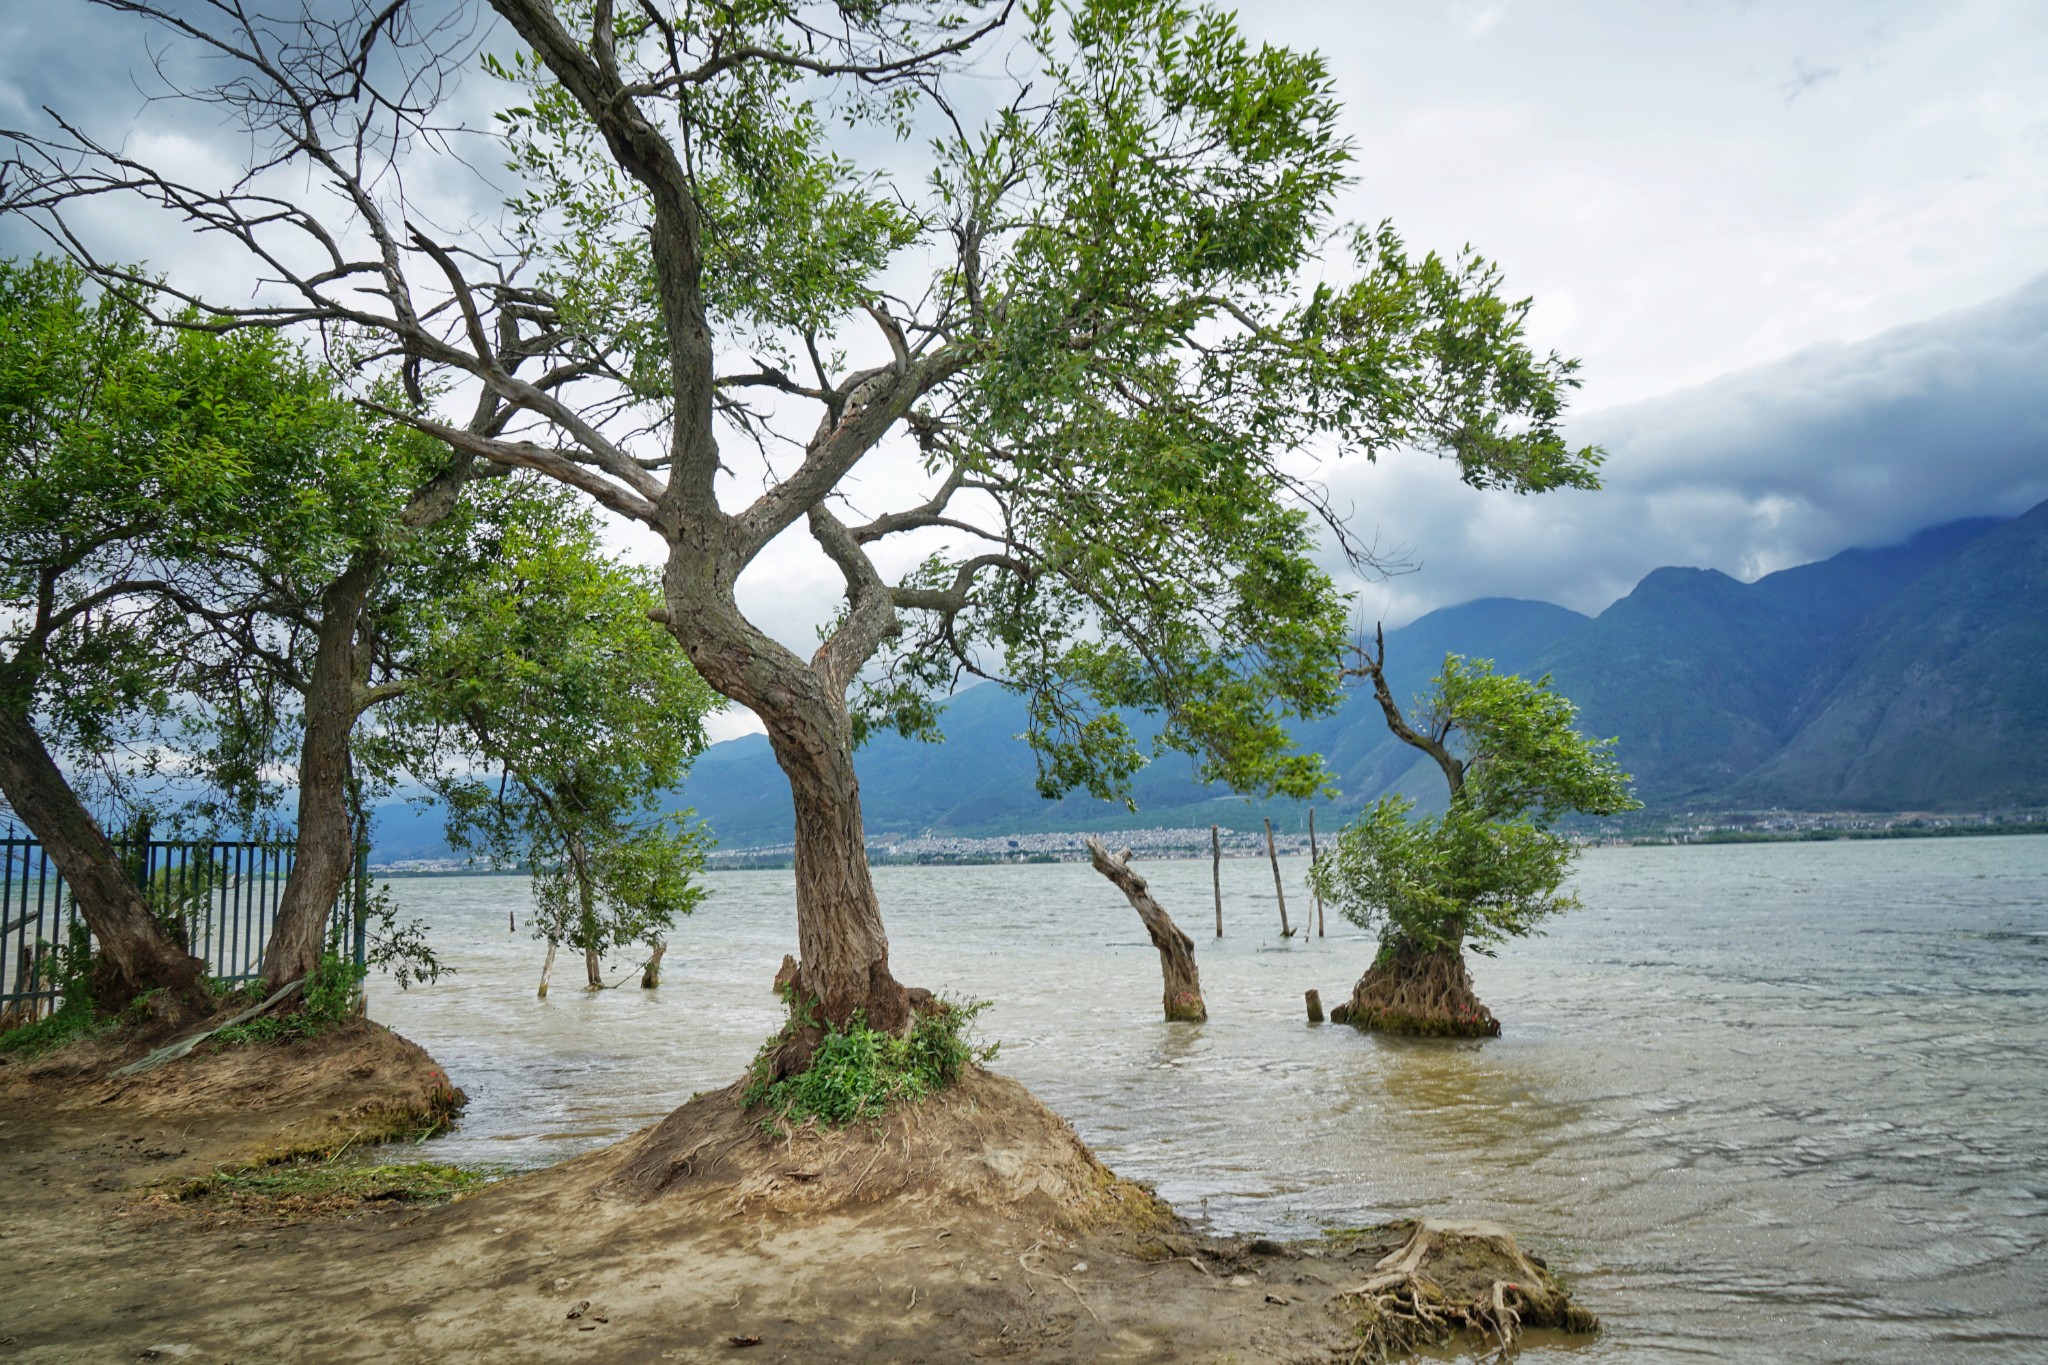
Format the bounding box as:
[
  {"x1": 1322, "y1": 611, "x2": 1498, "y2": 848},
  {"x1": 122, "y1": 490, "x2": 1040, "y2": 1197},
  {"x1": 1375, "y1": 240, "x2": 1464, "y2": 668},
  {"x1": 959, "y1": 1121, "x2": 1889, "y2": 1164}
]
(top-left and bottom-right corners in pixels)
[{"x1": 4, "y1": 1, "x2": 2043, "y2": 741}]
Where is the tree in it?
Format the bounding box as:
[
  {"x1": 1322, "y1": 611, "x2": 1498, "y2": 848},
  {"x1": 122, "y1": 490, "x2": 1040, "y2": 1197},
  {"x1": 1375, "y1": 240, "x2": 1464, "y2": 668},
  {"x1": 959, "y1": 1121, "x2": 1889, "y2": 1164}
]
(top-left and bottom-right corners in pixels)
[
  {"x1": 1310, "y1": 633, "x2": 1637, "y2": 1035},
  {"x1": 0, "y1": 257, "x2": 368, "y2": 1010},
  {"x1": 394, "y1": 478, "x2": 718, "y2": 995},
  {"x1": 7, "y1": 0, "x2": 1604, "y2": 1059}
]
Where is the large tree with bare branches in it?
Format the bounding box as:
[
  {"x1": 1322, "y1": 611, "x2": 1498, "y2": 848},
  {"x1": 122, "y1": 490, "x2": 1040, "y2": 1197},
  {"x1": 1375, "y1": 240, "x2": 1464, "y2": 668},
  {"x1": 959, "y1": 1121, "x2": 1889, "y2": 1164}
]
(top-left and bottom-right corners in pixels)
[{"x1": 6, "y1": 0, "x2": 1604, "y2": 1054}]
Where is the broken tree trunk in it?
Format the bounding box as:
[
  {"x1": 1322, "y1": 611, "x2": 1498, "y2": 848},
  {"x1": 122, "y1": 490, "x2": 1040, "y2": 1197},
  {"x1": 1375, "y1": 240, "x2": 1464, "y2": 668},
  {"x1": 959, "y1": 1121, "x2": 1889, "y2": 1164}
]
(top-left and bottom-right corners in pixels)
[{"x1": 1084, "y1": 836, "x2": 1206, "y2": 1022}]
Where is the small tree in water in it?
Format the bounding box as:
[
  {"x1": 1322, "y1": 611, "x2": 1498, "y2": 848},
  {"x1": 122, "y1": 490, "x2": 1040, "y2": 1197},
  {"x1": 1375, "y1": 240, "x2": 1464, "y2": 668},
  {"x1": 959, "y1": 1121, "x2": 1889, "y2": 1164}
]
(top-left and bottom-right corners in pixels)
[{"x1": 1312, "y1": 633, "x2": 1637, "y2": 1036}]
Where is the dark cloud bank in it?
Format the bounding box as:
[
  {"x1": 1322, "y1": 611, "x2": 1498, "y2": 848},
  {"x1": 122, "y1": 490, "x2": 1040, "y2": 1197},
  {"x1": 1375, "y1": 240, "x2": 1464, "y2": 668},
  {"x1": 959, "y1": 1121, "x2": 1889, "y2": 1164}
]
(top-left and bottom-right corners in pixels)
[{"x1": 1340, "y1": 276, "x2": 2048, "y2": 626}]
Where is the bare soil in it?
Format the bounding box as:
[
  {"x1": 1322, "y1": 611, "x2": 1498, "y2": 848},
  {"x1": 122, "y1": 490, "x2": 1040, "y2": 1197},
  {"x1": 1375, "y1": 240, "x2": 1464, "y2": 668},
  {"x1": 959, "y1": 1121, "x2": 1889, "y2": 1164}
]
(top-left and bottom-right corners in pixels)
[{"x1": 0, "y1": 1022, "x2": 1594, "y2": 1363}]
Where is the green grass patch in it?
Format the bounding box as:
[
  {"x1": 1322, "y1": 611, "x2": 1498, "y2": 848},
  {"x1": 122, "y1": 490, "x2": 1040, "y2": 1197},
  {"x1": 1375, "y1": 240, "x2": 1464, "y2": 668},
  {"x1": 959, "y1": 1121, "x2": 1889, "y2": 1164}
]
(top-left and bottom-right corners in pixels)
[
  {"x1": 742, "y1": 996, "x2": 997, "y2": 1131},
  {"x1": 160, "y1": 1158, "x2": 489, "y2": 1220},
  {"x1": 212, "y1": 950, "x2": 365, "y2": 1047}
]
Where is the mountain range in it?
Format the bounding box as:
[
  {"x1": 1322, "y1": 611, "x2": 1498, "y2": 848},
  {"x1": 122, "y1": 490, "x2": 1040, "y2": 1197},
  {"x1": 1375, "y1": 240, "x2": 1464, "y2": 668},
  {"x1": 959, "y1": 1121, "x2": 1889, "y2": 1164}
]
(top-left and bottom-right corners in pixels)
[{"x1": 370, "y1": 498, "x2": 2048, "y2": 857}]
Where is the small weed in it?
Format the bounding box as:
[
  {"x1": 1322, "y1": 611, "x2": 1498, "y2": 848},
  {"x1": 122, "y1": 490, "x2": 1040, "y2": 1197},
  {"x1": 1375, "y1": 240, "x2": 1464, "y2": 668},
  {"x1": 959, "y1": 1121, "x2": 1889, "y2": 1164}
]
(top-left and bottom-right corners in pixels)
[
  {"x1": 0, "y1": 921, "x2": 101, "y2": 1056},
  {"x1": 742, "y1": 994, "x2": 998, "y2": 1131}
]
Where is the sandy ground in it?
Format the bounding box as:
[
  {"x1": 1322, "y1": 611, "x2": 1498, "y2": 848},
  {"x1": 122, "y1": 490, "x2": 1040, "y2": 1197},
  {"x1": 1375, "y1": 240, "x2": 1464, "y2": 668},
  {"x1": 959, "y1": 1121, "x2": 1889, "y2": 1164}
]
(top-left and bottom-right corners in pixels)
[{"x1": 0, "y1": 1022, "x2": 1590, "y2": 1363}]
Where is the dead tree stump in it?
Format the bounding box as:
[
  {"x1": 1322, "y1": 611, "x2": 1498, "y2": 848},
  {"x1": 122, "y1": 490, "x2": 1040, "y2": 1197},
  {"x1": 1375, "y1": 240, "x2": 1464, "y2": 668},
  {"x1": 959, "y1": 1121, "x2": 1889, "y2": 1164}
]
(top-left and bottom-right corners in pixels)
[{"x1": 1084, "y1": 836, "x2": 1207, "y2": 1022}]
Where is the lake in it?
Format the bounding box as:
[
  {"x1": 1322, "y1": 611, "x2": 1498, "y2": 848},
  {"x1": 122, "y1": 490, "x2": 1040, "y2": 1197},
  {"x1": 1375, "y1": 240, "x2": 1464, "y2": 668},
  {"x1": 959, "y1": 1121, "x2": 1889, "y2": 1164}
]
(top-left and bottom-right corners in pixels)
[{"x1": 369, "y1": 835, "x2": 2048, "y2": 1363}]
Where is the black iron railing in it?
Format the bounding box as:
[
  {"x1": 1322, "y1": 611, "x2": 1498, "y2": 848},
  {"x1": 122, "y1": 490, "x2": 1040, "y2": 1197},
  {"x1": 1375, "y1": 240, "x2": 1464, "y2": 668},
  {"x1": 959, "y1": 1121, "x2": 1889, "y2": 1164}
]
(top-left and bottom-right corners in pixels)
[{"x1": 0, "y1": 834, "x2": 366, "y2": 1019}]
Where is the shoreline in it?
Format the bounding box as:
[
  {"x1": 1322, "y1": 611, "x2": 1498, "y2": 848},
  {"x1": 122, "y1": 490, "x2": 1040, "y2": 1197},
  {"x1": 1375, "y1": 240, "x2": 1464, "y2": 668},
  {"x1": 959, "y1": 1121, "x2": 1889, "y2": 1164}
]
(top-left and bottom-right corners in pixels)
[{"x1": 372, "y1": 821, "x2": 2048, "y2": 875}]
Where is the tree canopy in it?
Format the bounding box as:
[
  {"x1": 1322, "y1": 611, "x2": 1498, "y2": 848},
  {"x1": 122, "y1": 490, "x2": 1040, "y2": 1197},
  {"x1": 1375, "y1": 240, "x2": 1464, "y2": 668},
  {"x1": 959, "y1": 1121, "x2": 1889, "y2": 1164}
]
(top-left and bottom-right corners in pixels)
[
  {"x1": 5, "y1": 0, "x2": 1610, "y2": 1036},
  {"x1": 1312, "y1": 648, "x2": 1638, "y2": 958}
]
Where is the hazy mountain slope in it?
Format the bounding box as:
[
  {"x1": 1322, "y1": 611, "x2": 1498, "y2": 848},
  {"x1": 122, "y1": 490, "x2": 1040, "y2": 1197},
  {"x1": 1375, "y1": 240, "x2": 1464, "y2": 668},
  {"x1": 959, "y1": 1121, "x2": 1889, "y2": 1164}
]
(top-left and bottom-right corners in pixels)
[
  {"x1": 367, "y1": 509, "x2": 2043, "y2": 858},
  {"x1": 1532, "y1": 518, "x2": 1999, "y2": 806},
  {"x1": 675, "y1": 598, "x2": 1588, "y2": 847},
  {"x1": 1732, "y1": 501, "x2": 2048, "y2": 809}
]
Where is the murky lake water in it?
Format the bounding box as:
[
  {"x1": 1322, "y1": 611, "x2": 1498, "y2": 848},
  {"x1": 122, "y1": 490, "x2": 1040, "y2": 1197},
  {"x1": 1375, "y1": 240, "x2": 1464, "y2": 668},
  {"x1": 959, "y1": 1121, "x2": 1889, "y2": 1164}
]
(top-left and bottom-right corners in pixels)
[{"x1": 370, "y1": 836, "x2": 2048, "y2": 1362}]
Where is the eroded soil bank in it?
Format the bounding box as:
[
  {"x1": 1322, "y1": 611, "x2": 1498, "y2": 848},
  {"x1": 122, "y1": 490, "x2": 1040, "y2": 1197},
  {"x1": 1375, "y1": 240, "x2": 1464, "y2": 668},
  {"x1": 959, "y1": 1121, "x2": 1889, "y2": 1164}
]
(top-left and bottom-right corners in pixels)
[{"x1": 0, "y1": 1026, "x2": 1593, "y2": 1363}]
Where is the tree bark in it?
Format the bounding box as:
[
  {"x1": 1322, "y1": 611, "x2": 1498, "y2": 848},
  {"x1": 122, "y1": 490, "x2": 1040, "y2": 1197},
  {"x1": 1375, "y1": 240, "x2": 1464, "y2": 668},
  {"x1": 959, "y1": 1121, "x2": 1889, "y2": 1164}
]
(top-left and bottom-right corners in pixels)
[
  {"x1": 1335, "y1": 943, "x2": 1500, "y2": 1038},
  {"x1": 538, "y1": 940, "x2": 557, "y2": 998},
  {"x1": 262, "y1": 561, "x2": 378, "y2": 988},
  {"x1": 641, "y1": 938, "x2": 666, "y2": 989},
  {"x1": 672, "y1": 580, "x2": 914, "y2": 1049},
  {"x1": 1084, "y1": 836, "x2": 1206, "y2": 1022},
  {"x1": 0, "y1": 702, "x2": 203, "y2": 1011},
  {"x1": 768, "y1": 702, "x2": 910, "y2": 1034}
]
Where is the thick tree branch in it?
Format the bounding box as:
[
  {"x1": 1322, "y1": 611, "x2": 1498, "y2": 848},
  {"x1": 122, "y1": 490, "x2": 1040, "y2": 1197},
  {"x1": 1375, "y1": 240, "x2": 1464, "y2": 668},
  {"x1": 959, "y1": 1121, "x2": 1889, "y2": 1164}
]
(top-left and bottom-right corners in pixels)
[{"x1": 1342, "y1": 624, "x2": 1465, "y2": 796}]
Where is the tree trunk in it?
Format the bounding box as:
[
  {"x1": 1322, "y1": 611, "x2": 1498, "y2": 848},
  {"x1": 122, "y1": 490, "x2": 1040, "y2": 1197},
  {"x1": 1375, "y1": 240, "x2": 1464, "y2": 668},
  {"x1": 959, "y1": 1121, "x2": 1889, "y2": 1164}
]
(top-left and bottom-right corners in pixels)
[
  {"x1": 641, "y1": 937, "x2": 666, "y2": 989},
  {"x1": 0, "y1": 702, "x2": 203, "y2": 1011},
  {"x1": 538, "y1": 940, "x2": 557, "y2": 998},
  {"x1": 1334, "y1": 942, "x2": 1500, "y2": 1038},
  {"x1": 571, "y1": 833, "x2": 604, "y2": 989},
  {"x1": 1084, "y1": 836, "x2": 1206, "y2": 1022},
  {"x1": 760, "y1": 693, "x2": 911, "y2": 1038},
  {"x1": 263, "y1": 562, "x2": 377, "y2": 988},
  {"x1": 660, "y1": 555, "x2": 916, "y2": 1075}
]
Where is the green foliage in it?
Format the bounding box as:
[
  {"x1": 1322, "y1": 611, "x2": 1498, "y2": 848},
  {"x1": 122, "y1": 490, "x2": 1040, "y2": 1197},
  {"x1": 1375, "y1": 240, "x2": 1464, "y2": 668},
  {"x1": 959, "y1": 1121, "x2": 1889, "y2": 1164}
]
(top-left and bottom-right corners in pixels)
[
  {"x1": 479, "y1": 0, "x2": 1602, "y2": 812},
  {"x1": 0, "y1": 257, "x2": 405, "y2": 775},
  {"x1": 395, "y1": 477, "x2": 720, "y2": 964},
  {"x1": 743, "y1": 996, "x2": 998, "y2": 1131},
  {"x1": 1313, "y1": 656, "x2": 1637, "y2": 955},
  {"x1": 212, "y1": 950, "x2": 366, "y2": 1047},
  {"x1": 0, "y1": 919, "x2": 101, "y2": 1056}
]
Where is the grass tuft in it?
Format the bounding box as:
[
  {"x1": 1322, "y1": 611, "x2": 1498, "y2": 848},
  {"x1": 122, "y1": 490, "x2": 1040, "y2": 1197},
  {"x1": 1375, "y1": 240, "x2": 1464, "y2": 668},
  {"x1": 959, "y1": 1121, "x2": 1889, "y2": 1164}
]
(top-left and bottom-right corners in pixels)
[
  {"x1": 157, "y1": 1158, "x2": 489, "y2": 1221},
  {"x1": 742, "y1": 995, "x2": 997, "y2": 1131}
]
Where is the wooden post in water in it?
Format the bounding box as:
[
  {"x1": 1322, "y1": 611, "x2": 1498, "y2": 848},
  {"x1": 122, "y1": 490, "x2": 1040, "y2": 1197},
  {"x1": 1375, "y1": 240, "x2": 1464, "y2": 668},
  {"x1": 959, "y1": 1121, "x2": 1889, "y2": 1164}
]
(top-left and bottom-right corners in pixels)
[
  {"x1": 1305, "y1": 988, "x2": 1324, "y2": 1024},
  {"x1": 1308, "y1": 806, "x2": 1324, "y2": 938},
  {"x1": 1211, "y1": 824, "x2": 1223, "y2": 938},
  {"x1": 1265, "y1": 817, "x2": 1291, "y2": 937}
]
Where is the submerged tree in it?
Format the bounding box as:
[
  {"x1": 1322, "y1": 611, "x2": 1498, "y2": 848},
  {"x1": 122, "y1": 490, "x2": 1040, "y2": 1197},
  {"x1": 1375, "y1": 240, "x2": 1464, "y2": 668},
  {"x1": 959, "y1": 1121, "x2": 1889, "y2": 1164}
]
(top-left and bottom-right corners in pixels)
[
  {"x1": 396, "y1": 480, "x2": 718, "y2": 996},
  {"x1": 1311, "y1": 633, "x2": 1637, "y2": 1036},
  {"x1": 8, "y1": 0, "x2": 1605, "y2": 1065}
]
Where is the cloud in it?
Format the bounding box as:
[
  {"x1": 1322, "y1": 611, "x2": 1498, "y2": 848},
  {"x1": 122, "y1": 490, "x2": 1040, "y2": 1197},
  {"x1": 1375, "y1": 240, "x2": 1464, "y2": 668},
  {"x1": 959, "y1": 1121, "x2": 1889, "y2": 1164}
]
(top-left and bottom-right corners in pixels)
[{"x1": 1323, "y1": 276, "x2": 2048, "y2": 627}]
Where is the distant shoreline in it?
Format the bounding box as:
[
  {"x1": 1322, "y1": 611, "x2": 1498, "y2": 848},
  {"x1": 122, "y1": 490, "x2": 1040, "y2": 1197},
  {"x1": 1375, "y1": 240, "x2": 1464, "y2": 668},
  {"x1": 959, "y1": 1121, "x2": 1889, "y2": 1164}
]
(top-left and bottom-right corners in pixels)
[{"x1": 370, "y1": 820, "x2": 2046, "y2": 876}]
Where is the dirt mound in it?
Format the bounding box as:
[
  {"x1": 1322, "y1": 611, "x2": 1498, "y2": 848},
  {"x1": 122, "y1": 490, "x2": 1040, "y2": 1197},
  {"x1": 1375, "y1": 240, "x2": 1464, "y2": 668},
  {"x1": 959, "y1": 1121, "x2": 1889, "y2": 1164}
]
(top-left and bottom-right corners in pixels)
[
  {"x1": 602, "y1": 1063, "x2": 1165, "y2": 1230},
  {"x1": 0, "y1": 1016, "x2": 462, "y2": 1160}
]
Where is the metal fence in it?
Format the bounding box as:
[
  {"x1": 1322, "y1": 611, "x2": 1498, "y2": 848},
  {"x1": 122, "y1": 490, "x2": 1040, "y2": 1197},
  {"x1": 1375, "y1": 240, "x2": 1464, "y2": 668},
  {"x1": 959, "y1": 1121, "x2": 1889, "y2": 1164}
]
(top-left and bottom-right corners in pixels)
[{"x1": 0, "y1": 834, "x2": 367, "y2": 1019}]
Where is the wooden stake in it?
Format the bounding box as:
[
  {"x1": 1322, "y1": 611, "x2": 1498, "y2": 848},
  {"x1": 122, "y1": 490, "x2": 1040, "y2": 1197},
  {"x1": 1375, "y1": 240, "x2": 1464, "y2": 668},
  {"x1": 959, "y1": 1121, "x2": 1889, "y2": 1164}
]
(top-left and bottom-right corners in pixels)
[
  {"x1": 1211, "y1": 824, "x2": 1223, "y2": 938},
  {"x1": 1265, "y1": 817, "x2": 1291, "y2": 937},
  {"x1": 1305, "y1": 988, "x2": 1324, "y2": 1024},
  {"x1": 1309, "y1": 806, "x2": 1324, "y2": 938}
]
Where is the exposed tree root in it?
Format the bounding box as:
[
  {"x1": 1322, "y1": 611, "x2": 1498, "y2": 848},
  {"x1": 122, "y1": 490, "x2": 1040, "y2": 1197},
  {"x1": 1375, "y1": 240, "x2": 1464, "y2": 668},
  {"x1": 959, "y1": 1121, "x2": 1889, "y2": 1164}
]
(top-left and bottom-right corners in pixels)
[
  {"x1": 1332, "y1": 945, "x2": 1501, "y2": 1038},
  {"x1": 1340, "y1": 1219, "x2": 1596, "y2": 1362}
]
